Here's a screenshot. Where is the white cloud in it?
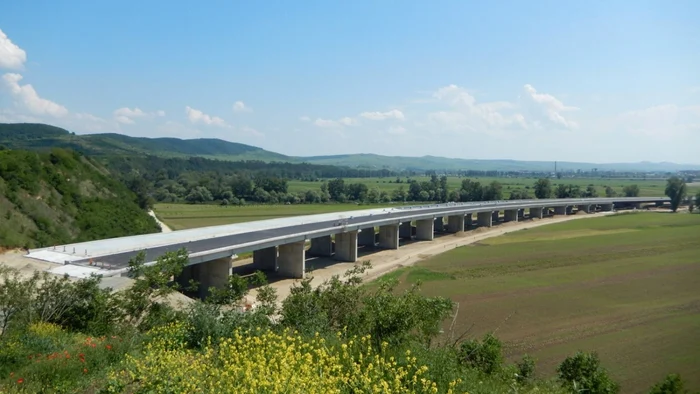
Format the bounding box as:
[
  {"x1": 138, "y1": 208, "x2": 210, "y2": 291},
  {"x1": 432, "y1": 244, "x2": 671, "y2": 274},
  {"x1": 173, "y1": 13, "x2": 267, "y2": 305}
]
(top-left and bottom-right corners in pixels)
[
  {"x1": 339, "y1": 117, "x2": 357, "y2": 126},
  {"x1": 1, "y1": 73, "x2": 68, "y2": 117},
  {"x1": 360, "y1": 109, "x2": 404, "y2": 121},
  {"x1": 113, "y1": 107, "x2": 165, "y2": 124},
  {"x1": 0, "y1": 29, "x2": 26, "y2": 70},
  {"x1": 521, "y1": 84, "x2": 578, "y2": 129},
  {"x1": 185, "y1": 106, "x2": 229, "y2": 127},
  {"x1": 233, "y1": 100, "x2": 252, "y2": 113},
  {"x1": 299, "y1": 116, "x2": 310, "y2": 122},
  {"x1": 313, "y1": 118, "x2": 339, "y2": 128}
]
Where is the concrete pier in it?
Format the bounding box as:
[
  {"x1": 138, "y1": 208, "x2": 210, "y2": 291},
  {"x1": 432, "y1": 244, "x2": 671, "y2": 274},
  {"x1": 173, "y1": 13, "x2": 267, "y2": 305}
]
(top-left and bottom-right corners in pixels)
[
  {"x1": 504, "y1": 209, "x2": 519, "y2": 222},
  {"x1": 465, "y1": 213, "x2": 473, "y2": 227},
  {"x1": 578, "y1": 204, "x2": 591, "y2": 213},
  {"x1": 518, "y1": 209, "x2": 525, "y2": 220},
  {"x1": 278, "y1": 241, "x2": 305, "y2": 278},
  {"x1": 378, "y1": 224, "x2": 399, "y2": 249},
  {"x1": 334, "y1": 231, "x2": 358, "y2": 262},
  {"x1": 434, "y1": 217, "x2": 444, "y2": 232},
  {"x1": 178, "y1": 256, "x2": 233, "y2": 299},
  {"x1": 358, "y1": 228, "x2": 376, "y2": 247},
  {"x1": 399, "y1": 221, "x2": 413, "y2": 239},
  {"x1": 252, "y1": 247, "x2": 278, "y2": 271},
  {"x1": 447, "y1": 215, "x2": 465, "y2": 233},
  {"x1": 477, "y1": 211, "x2": 493, "y2": 227},
  {"x1": 601, "y1": 203, "x2": 614, "y2": 212},
  {"x1": 416, "y1": 219, "x2": 434, "y2": 241},
  {"x1": 530, "y1": 207, "x2": 543, "y2": 219},
  {"x1": 308, "y1": 236, "x2": 333, "y2": 257},
  {"x1": 566, "y1": 206, "x2": 574, "y2": 215},
  {"x1": 492, "y1": 211, "x2": 500, "y2": 223},
  {"x1": 554, "y1": 206, "x2": 568, "y2": 215}
]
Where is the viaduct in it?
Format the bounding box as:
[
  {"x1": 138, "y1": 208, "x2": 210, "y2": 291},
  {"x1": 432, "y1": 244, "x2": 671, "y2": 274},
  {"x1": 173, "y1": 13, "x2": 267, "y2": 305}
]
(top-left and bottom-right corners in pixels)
[{"x1": 26, "y1": 197, "x2": 669, "y2": 297}]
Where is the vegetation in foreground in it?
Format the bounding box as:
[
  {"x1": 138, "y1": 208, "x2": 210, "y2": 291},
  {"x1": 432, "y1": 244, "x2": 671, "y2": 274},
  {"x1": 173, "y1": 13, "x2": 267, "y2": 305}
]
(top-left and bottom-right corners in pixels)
[
  {"x1": 379, "y1": 212, "x2": 700, "y2": 392},
  {"x1": 2, "y1": 215, "x2": 698, "y2": 393}
]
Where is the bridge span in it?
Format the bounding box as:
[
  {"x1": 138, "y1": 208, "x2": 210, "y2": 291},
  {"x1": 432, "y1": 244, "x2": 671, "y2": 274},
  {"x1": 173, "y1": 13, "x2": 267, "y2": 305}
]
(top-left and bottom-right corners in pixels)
[{"x1": 25, "y1": 197, "x2": 668, "y2": 295}]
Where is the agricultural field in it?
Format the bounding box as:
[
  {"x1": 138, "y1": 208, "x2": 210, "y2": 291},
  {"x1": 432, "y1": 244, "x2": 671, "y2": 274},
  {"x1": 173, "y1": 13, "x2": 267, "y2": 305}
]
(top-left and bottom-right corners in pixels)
[
  {"x1": 379, "y1": 212, "x2": 700, "y2": 392},
  {"x1": 288, "y1": 176, "x2": 698, "y2": 197},
  {"x1": 153, "y1": 202, "x2": 398, "y2": 230}
]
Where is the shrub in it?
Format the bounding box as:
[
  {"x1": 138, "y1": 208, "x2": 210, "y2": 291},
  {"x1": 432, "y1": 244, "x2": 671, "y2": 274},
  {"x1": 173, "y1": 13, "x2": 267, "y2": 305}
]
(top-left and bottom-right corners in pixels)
[
  {"x1": 557, "y1": 351, "x2": 619, "y2": 394},
  {"x1": 516, "y1": 354, "x2": 536, "y2": 383},
  {"x1": 648, "y1": 374, "x2": 690, "y2": 394},
  {"x1": 459, "y1": 333, "x2": 504, "y2": 375}
]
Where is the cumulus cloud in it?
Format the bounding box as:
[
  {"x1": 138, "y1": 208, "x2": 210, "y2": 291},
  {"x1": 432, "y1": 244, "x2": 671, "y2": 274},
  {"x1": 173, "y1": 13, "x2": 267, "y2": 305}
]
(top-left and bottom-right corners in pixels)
[
  {"x1": 521, "y1": 84, "x2": 578, "y2": 129},
  {"x1": 185, "y1": 106, "x2": 229, "y2": 127},
  {"x1": 360, "y1": 109, "x2": 404, "y2": 121},
  {"x1": 113, "y1": 107, "x2": 165, "y2": 124},
  {"x1": 313, "y1": 118, "x2": 339, "y2": 128},
  {"x1": 614, "y1": 104, "x2": 700, "y2": 138},
  {"x1": 339, "y1": 117, "x2": 357, "y2": 126},
  {"x1": 1, "y1": 73, "x2": 68, "y2": 117},
  {"x1": 233, "y1": 100, "x2": 252, "y2": 113},
  {"x1": 0, "y1": 29, "x2": 26, "y2": 70},
  {"x1": 299, "y1": 115, "x2": 310, "y2": 122}
]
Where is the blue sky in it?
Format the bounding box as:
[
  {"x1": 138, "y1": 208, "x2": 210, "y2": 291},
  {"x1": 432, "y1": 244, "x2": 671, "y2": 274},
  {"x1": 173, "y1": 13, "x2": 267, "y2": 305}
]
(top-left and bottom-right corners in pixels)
[{"x1": 1, "y1": 0, "x2": 699, "y2": 163}]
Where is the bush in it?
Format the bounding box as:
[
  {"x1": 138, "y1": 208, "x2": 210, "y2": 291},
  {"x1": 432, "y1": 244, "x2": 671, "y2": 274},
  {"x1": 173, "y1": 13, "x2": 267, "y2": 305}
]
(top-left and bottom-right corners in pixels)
[
  {"x1": 648, "y1": 374, "x2": 690, "y2": 394},
  {"x1": 516, "y1": 354, "x2": 536, "y2": 383},
  {"x1": 458, "y1": 333, "x2": 504, "y2": 375},
  {"x1": 557, "y1": 351, "x2": 619, "y2": 394}
]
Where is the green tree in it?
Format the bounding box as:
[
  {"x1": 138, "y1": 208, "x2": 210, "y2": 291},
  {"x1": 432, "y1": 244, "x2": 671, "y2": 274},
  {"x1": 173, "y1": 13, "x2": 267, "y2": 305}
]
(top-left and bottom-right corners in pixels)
[
  {"x1": 695, "y1": 191, "x2": 700, "y2": 212},
  {"x1": 459, "y1": 333, "x2": 504, "y2": 375},
  {"x1": 623, "y1": 184, "x2": 640, "y2": 197},
  {"x1": 665, "y1": 176, "x2": 687, "y2": 213},
  {"x1": 534, "y1": 178, "x2": 552, "y2": 199},
  {"x1": 648, "y1": 374, "x2": 689, "y2": 394},
  {"x1": 557, "y1": 351, "x2": 620, "y2": 394},
  {"x1": 605, "y1": 186, "x2": 616, "y2": 197}
]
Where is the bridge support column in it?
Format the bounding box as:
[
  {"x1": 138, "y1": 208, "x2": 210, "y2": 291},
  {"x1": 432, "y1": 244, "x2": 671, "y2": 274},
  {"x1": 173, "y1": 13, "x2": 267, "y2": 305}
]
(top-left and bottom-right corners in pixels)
[
  {"x1": 252, "y1": 247, "x2": 278, "y2": 271},
  {"x1": 530, "y1": 207, "x2": 543, "y2": 219},
  {"x1": 477, "y1": 211, "x2": 493, "y2": 227},
  {"x1": 416, "y1": 219, "x2": 434, "y2": 241},
  {"x1": 504, "y1": 209, "x2": 519, "y2": 222},
  {"x1": 554, "y1": 206, "x2": 568, "y2": 215},
  {"x1": 334, "y1": 231, "x2": 358, "y2": 262},
  {"x1": 518, "y1": 209, "x2": 525, "y2": 220},
  {"x1": 578, "y1": 204, "x2": 591, "y2": 213},
  {"x1": 358, "y1": 228, "x2": 376, "y2": 247},
  {"x1": 378, "y1": 224, "x2": 399, "y2": 249},
  {"x1": 447, "y1": 215, "x2": 465, "y2": 233},
  {"x1": 465, "y1": 213, "x2": 473, "y2": 228},
  {"x1": 566, "y1": 206, "x2": 574, "y2": 215},
  {"x1": 184, "y1": 256, "x2": 233, "y2": 299},
  {"x1": 434, "y1": 217, "x2": 444, "y2": 232},
  {"x1": 278, "y1": 241, "x2": 305, "y2": 279},
  {"x1": 308, "y1": 236, "x2": 333, "y2": 257},
  {"x1": 601, "y1": 203, "x2": 614, "y2": 212},
  {"x1": 399, "y1": 221, "x2": 413, "y2": 239},
  {"x1": 492, "y1": 211, "x2": 500, "y2": 223}
]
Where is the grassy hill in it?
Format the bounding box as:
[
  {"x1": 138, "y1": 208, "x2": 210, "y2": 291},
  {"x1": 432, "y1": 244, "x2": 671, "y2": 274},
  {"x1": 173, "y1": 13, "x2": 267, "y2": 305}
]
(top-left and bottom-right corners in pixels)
[
  {"x1": 0, "y1": 147, "x2": 160, "y2": 248},
  {"x1": 2, "y1": 122, "x2": 699, "y2": 172}
]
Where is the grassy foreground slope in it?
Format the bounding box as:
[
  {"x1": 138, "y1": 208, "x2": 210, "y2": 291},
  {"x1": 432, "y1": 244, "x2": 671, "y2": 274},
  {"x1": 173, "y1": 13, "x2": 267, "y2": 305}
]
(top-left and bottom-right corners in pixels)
[
  {"x1": 382, "y1": 213, "x2": 700, "y2": 392},
  {"x1": 0, "y1": 148, "x2": 159, "y2": 248}
]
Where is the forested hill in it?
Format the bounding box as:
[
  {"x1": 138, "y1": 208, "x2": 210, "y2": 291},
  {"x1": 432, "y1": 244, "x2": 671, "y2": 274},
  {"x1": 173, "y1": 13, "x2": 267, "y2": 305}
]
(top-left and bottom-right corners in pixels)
[
  {"x1": 0, "y1": 147, "x2": 160, "y2": 249},
  {"x1": 0, "y1": 123, "x2": 287, "y2": 161}
]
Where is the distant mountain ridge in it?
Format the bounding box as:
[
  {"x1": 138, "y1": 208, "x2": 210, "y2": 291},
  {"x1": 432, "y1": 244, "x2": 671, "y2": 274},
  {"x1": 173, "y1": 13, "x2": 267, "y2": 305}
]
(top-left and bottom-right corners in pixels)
[{"x1": 1, "y1": 123, "x2": 698, "y2": 172}]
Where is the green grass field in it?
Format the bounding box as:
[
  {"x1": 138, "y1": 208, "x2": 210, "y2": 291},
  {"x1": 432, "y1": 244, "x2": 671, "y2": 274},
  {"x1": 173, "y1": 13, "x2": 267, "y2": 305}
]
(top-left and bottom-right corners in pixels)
[
  {"x1": 289, "y1": 176, "x2": 698, "y2": 197},
  {"x1": 379, "y1": 212, "x2": 700, "y2": 392},
  {"x1": 154, "y1": 202, "x2": 398, "y2": 230}
]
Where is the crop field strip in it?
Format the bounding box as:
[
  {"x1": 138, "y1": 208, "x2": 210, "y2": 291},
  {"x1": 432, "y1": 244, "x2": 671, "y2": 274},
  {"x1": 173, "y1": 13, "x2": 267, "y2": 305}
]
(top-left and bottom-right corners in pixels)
[{"x1": 372, "y1": 213, "x2": 700, "y2": 392}]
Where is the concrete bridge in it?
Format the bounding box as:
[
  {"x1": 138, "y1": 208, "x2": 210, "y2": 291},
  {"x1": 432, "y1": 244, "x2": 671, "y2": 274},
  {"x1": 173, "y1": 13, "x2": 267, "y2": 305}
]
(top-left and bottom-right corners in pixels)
[{"x1": 26, "y1": 197, "x2": 669, "y2": 295}]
